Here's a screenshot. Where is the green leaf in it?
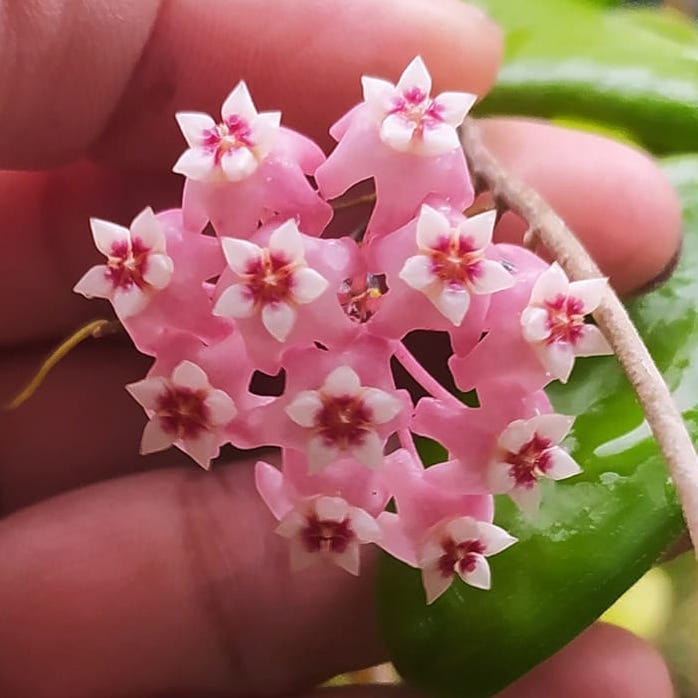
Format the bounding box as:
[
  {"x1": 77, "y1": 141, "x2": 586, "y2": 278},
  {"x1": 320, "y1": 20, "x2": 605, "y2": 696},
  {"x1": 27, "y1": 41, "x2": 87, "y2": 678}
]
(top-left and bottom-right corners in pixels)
[
  {"x1": 471, "y1": 0, "x2": 698, "y2": 154},
  {"x1": 377, "y1": 154, "x2": 698, "y2": 697}
]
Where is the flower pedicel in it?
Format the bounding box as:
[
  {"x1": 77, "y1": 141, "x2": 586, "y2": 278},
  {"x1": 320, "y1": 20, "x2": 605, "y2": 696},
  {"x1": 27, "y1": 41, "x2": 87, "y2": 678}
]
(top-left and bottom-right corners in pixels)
[{"x1": 74, "y1": 56, "x2": 613, "y2": 605}]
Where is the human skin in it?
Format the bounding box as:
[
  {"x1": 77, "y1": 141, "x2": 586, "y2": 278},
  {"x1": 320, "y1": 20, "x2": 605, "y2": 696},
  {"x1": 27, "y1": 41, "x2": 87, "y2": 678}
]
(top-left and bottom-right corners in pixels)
[{"x1": 0, "y1": 1, "x2": 681, "y2": 696}]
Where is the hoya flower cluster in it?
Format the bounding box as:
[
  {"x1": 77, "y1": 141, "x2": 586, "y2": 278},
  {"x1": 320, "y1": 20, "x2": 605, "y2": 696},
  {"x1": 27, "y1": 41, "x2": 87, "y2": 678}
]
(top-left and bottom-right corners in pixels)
[{"x1": 75, "y1": 58, "x2": 612, "y2": 604}]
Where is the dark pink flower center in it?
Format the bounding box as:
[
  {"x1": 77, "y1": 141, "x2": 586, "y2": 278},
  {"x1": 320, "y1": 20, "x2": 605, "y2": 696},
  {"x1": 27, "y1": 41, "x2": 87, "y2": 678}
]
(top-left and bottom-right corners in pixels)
[
  {"x1": 428, "y1": 235, "x2": 483, "y2": 287},
  {"x1": 315, "y1": 394, "x2": 374, "y2": 450},
  {"x1": 301, "y1": 514, "x2": 353, "y2": 554},
  {"x1": 388, "y1": 90, "x2": 445, "y2": 134},
  {"x1": 106, "y1": 238, "x2": 150, "y2": 290},
  {"x1": 438, "y1": 537, "x2": 486, "y2": 578},
  {"x1": 156, "y1": 386, "x2": 210, "y2": 440},
  {"x1": 243, "y1": 250, "x2": 296, "y2": 306},
  {"x1": 203, "y1": 115, "x2": 254, "y2": 165},
  {"x1": 506, "y1": 433, "x2": 553, "y2": 489},
  {"x1": 545, "y1": 294, "x2": 586, "y2": 345}
]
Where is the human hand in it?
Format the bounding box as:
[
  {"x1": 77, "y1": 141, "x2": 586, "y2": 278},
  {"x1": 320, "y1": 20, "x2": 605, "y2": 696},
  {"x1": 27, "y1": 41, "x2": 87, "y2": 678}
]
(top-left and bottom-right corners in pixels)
[{"x1": 0, "y1": 1, "x2": 681, "y2": 696}]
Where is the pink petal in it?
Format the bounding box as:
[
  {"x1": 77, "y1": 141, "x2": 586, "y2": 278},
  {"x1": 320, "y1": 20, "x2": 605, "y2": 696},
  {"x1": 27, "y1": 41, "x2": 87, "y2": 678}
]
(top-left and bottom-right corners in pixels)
[
  {"x1": 269, "y1": 220, "x2": 305, "y2": 261},
  {"x1": 531, "y1": 413, "x2": 574, "y2": 444},
  {"x1": 130, "y1": 207, "x2": 166, "y2": 252},
  {"x1": 350, "y1": 431, "x2": 384, "y2": 470},
  {"x1": 350, "y1": 507, "x2": 382, "y2": 544},
  {"x1": 204, "y1": 389, "x2": 238, "y2": 425},
  {"x1": 376, "y1": 512, "x2": 418, "y2": 567},
  {"x1": 255, "y1": 460, "x2": 292, "y2": 520},
  {"x1": 416, "y1": 205, "x2": 450, "y2": 250},
  {"x1": 546, "y1": 447, "x2": 582, "y2": 481},
  {"x1": 362, "y1": 387, "x2": 402, "y2": 423},
  {"x1": 73, "y1": 265, "x2": 113, "y2": 299},
  {"x1": 521, "y1": 306, "x2": 552, "y2": 342},
  {"x1": 221, "y1": 237, "x2": 263, "y2": 275},
  {"x1": 333, "y1": 542, "x2": 361, "y2": 576},
  {"x1": 380, "y1": 113, "x2": 417, "y2": 152},
  {"x1": 172, "y1": 361, "x2": 209, "y2": 391},
  {"x1": 307, "y1": 436, "x2": 341, "y2": 473},
  {"x1": 574, "y1": 325, "x2": 613, "y2": 357},
  {"x1": 126, "y1": 376, "x2": 168, "y2": 410},
  {"x1": 315, "y1": 496, "x2": 350, "y2": 523},
  {"x1": 291, "y1": 267, "x2": 328, "y2": 305},
  {"x1": 510, "y1": 484, "x2": 542, "y2": 516},
  {"x1": 569, "y1": 277, "x2": 608, "y2": 314},
  {"x1": 175, "y1": 112, "x2": 217, "y2": 148},
  {"x1": 221, "y1": 81, "x2": 258, "y2": 122},
  {"x1": 285, "y1": 390, "x2": 323, "y2": 427},
  {"x1": 213, "y1": 284, "x2": 256, "y2": 319},
  {"x1": 261, "y1": 301, "x2": 297, "y2": 341},
  {"x1": 172, "y1": 148, "x2": 216, "y2": 181},
  {"x1": 460, "y1": 554, "x2": 491, "y2": 590},
  {"x1": 112, "y1": 285, "x2": 150, "y2": 319},
  {"x1": 140, "y1": 418, "x2": 175, "y2": 454},
  {"x1": 183, "y1": 431, "x2": 220, "y2": 470},
  {"x1": 497, "y1": 418, "x2": 536, "y2": 453},
  {"x1": 90, "y1": 218, "x2": 130, "y2": 257},
  {"x1": 221, "y1": 147, "x2": 258, "y2": 181},
  {"x1": 323, "y1": 365, "x2": 361, "y2": 397},
  {"x1": 477, "y1": 522, "x2": 517, "y2": 556},
  {"x1": 470, "y1": 259, "x2": 514, "y2": 295},
  {"x1": 361, "y1": 76, "x2": 395, "y2": 116},
  {"x1": 142, "y1": 253, "x2": 174, "y2": 290},
  {"x1": 400, "y1": 255, "x2": 436, "y2": 291},
  {"x1": 433, "y1": 91, "x2": 477, "y2": 127},
  {"x1": 530, "y1": 262, "x2": 569, "y2": 306},
  {"x1": 422, "y1": 563, "x2": 454, "y2": 605},
  {"x1": 421, "y1": 122, "x2": 460, "y2": 156},
  {"x1": 396, "y1": 56, "x2": 432, "y2": 97},
  {"x1": 430, "y1": 285, "x2": 470, "y2": 326},
  {"x1": 459, "y1": 209, "x2": 496, "y2": 250}
]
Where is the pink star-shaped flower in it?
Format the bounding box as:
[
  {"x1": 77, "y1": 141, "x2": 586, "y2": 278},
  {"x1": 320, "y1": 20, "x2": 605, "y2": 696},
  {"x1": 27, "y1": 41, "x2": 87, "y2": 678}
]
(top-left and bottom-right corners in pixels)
[
  {"x1": 285, "y1": 365, "x2": 403, "y2": 472},
  {"x1": 362, "y1": 56, "x2": 476, "y2": 156},
  {"x1": 399, "y1": 205, "x2": 514, "y2": 325},
  {"x1": 213, "y1": 219, "x2": 329, "y2": 342},
  {"x1": 521, "y1": 263, "x2": 613, "y2": 382},
  {"x1": 488, "y1": 413, "x2": 581, "y2": 514},
  {"x1": 126, "y1": 360, "x2": 237, "y2": 469},
  {"x1": 74, "y1": 207, "x2": 174, "y2": 319},
  {"x1": 173, "y1": 81, "x2": 280, "y2": 183}
]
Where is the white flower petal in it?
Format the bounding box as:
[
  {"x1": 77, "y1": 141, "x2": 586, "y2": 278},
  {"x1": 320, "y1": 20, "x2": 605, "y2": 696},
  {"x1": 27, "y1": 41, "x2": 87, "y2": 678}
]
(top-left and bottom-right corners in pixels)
[
  {"x1": 307, "y1": 436, "x2": 341, "y2": 473},
  {"x1": 73, "y1": 265, "x2": 113, "y2": 299},
  {"x1": 172, "y1": 361, "x2": 209, "y2": 391},
  {"x1": 142, "y1": 253, "x2": 174, "y2": 290},
  {"x1": 421, "y1": 122, "x2": 460, "y2": 156},
  {"x1": 315, "y1": 496, "x2": 349, "y2": 523},
  {"x1": 569, "y1": 277, "x2": 608, "y2": 314},
  {"x1": 90, "y1": 218, "x2": 130, "y2": 258},
  {"x1": 510, "y1": 484, "x2": 542, "y2": 516},
  {"x1": 221, "y1": 146, "x2": 258, "y2": 181},
  {"x1": 574, "y1": 325, "x2": 613, "y2": 357},
  {"x1": 444, "y1": 516, "x2": 479, "y2": 545},
  {"x1": 323, "y1": 365, "x2": 361, "y2": 397},
  {"x1": 140, "y1": 418, "x2": 175, "y2": 454},
  {"x1": 292, "y1": 267, "x2": 328, "y2": 305},
  {"x1": 497, "y1": 418, "x2": 537, "y2": 453},
  {"x1": 396, "y1": 56, "x2": 432, "y2": 97},
  {"x1": 175, "y1": 111, "x2": 217, "y2": 148},
  {"x1": 380, "y1": 113, "x2": 417, "y2": 152},
  {"x1": 126, "y1": 376, "x2": 168, "y2": 411},
  {"x1": 362, "y1": 387, "x2": 402, "y2": 424},
  {"x1": 470, "y1": 259, "x2": 514, "y2": 295},
  {"x1": 276, "y1": 509, "x2": 306, "y2": 539},
  {"x1": 430, "y1": 285, "x2": 470, "y2": 326},
  {"x1": 333, "y1": 542, "x2": 361, "y2": 576},
  {"x1": 399, "y1": 255, "x2": 436, "y2": 291},
  {"x1": 530, "y1": 413, "x2": 574, "y2": 444},
  {"x1": 183, "y1": 431, "x2": 219, "y2": 470},
  {"x1": 130, "y1": 207, "x2": 166, "y2": 251},
  {"x1": 488, "y1": 461, "x2": 516, "y2": 495},
  {"x1": 545, "y1": 447, "x2": 582, "y2": 481},
  {"x1": 418, "y1": 539, "x2": 445, "y2": 568},
  {"x1": 112, "y1": 285, "x2": 150, "y2": 319},
  {"x1": 221, "y1": 238, "x2": 263, "y2": 277},
  {"x1": 416, "y1": 204, "x2": 450, "y2": 251},
  {"x1": 221, "y1": 81, "x2": 258, "y2": 122},
  {"x1": 433, "y1": 91, "x2": 477, "y2": 126},
  {"x1": 251, "y1": 111, "x2": 281, "y2": 158},
  {"x1": 477, "y1": 522, "x2": 517, "y2": 556},
  {"x1": 361, "y1": 76, "x2": 396, "y2": 115},
  {"x1": 172, "y1": 147, "x2": 216, "y2": 181},
  {"x1": 521, "y1": 306, "x2": 552, "y2": 343},
  {"x1": 349, "y1": 507, "x2": 381, "y2": 544},
  {"x1": 287, "y1": 538, "x2": 319, "y2": 572},
  {"x1": 285, "y1": 390, "x2": 323, "y2": 428},
  {"x1": 530, "y1": 262, "x2": 570, "y2": 306},
  {"x1": 261, "y1": 301, "x2": 297, "y2": 342},
  {"x1": 540, "y1": 342, "x2": 576, "y2": 383},
  {"x1": 459, "y1": 209, "x2": 497, "y2": 250},
  {"x1": 460, "y1": 554, "x2": 491, "y2": 590},
  {"x1": 213, "y1": 284, "x2": 255, "y2": 319},
  {"x1": 204, "y1": 389, "x2": 237, "y2": 425},
  {"x1": 350, "y1": 431, "x2": 384, "y2": 470},
  {"x1": 422, "y1": 563, "x2": 454, "y2": 605},
  {"x1": 269, "y1": 219, "x2": 304, "y2": 262}
]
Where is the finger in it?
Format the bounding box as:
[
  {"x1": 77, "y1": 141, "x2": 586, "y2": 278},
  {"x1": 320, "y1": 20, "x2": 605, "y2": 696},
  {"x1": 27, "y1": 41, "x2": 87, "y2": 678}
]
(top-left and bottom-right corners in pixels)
[
  {"x1": 482, "y1": 118, "x2": 683, "y2": 295},
  {"x1": 0, "y1": 0, "x2": 502, "y2": 169},
  {"x1": 499, "y1": 622, "x2": 674, "y2": 698},
  {"x1": 0, "y1": 462, "x2": 384, "y2": 698}
]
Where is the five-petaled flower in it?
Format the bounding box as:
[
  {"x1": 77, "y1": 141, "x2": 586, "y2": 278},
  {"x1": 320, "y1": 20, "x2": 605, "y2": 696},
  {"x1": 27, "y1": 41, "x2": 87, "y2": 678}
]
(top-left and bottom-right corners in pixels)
[
  {"x1": 521, "y1": 262, "x2": 613, "y2": 382},
  {"x1": 488, "y1": 413, "x2": 581, "y2": 514},
  {"x1": 285, "y1": 365, "x2": 403, "y2": 472},
  {"x1": 276, "y1": 495, "x2": 381, "y2": 575},
  {"x1": 399, "y1": 205, "x2": 514, "y2": 325},
  {"x1": 126, "y1": 360, "x2": 237, "y2": 469},
  {"x1": 418, "y1": 516, "x2": 516, "y2": 604},
  {"x1": 362, "y1": 56, "x2": 476, "y2": 156},
  {"x1": 73, "y1": 207, "x2": 174, "y2": 319},
  {"x1": 173, "y1": 81, "x2": 281, "y2": 182},
  {"x1": 213, "y1": 220, "x2": 329, "y2": 342}
]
